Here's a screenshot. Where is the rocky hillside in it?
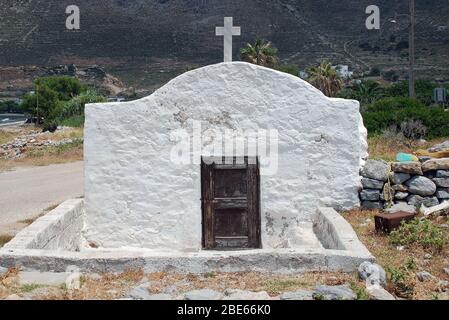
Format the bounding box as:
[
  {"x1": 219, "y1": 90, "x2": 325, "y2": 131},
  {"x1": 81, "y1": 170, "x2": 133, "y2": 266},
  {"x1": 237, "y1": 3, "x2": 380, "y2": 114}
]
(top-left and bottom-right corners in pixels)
[{"x1": 0, "y1": 0, "x2": 448, "y2": 95}]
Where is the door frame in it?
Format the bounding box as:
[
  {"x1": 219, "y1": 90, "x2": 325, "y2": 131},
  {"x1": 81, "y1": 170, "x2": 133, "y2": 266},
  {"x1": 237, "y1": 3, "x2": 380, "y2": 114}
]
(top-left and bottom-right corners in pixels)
[{"x1": 201, "y1": 156, "x2": 262, "y2": 250}]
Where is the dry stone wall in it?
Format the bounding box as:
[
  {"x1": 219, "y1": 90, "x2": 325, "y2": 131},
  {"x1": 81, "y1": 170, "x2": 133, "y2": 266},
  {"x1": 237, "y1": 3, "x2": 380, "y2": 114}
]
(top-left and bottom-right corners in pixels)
[{"x1": 360, "y1": 158, "x2": 449, "y2": 210}]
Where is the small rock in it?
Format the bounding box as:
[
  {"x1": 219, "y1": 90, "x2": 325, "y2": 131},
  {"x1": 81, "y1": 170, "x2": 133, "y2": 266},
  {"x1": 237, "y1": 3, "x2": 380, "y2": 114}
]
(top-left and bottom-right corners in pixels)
[
  {"x1": 392, "y1": 184, "x2": 408, "y2": 192},
  {"x1": 358, "y1": 261, "x2": 387, "y2": 287},
  {"x1": 0, "y1": 266, "x2": 8, "y2": 276},
  {"x1": 360, "y1": 189, "x2": 381, "y2": 201},
  {"x1": 433, "y1": 178, "x2": 449, "y2": 188},
  {"x1": 366, "y1": 285, "x2": 395, "y2": 300},
  {"x1": 436, "y1": 170, "x2": 449, "y2": 178},
  {"x1": 125, "y1": 283, "x2": 152, "y2": 300},
  {"x1": 184, "y1": 289, "x2": 223, "y2": 300},
  {"x1": 422, "y1": 158, "x2": 449, "y2": 172},
  {"x1": 436, "y1": 281, "x2": 449, "y2": 293},
  {"x1": 223, "y1": 289, "x2": 270, "y2": 300},
  {"x1": 280, "y1": 290, "x2": 314, "y2": 300},
  {"x1": 65, "y1": 272, "x2": 81, "y2": 290},
  {"x1": 423, "y1": 254, "x2": 432, "y2": 260},
  {"x1": 428, "y1": 141, "x2": 449, "y2": 153},
  {"x1": 362, "y1": 178, "x2": 385, "y2": 190},
  {"x1": 385, "y1": 203, "x2": 416, "y2": 214},
  {"x1": 392, "y1": 162, "x2": 423, "y2": 175},
  {"x1": 362, "y1": 201, "x2": 383, "y2": 210},
  {"x1": 163, "y1": 285, "x2": 178, "y2": 295},
  {"x1": 406, "y1": 176, "x2": 437, "y2": 196},
  {"x1": 443, "y1": 268, "x2": 449, "y2": 276},
  {"x1": 436, "y1": 188, "x2": 449, "y2": 199},
  {"x1": 391, "y1": 173, "x2": 412, "y2": 185},
  {"x1": 395, "y1": 192, "x2": 409, "y2": 200},
  {"x1": 416, "y1": 271, "x2": 436, "y2": 282},
  {"x1": 361, "y1": 160, "x2": 390, "y2": 181},
  {"x1": 313, "y1": 284, "x2": 356, "y2": 300}
]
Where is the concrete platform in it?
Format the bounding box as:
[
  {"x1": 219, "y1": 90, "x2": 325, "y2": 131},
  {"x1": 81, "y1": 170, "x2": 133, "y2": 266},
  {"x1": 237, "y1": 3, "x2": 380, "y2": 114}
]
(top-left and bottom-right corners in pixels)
[{"x1": 0, "y1": 200, "x2": 374, "y2": 273}]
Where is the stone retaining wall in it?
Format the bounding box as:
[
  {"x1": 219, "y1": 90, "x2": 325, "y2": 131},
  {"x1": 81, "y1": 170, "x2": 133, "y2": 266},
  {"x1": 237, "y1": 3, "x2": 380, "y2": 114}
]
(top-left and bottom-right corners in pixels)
[{"x1": 360, "y1": 158, "x2": 449, "y2": 210}]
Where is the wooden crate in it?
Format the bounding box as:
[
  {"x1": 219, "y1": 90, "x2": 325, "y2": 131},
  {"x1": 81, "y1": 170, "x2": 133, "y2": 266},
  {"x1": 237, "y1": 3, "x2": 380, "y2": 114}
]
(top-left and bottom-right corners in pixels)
[{"x1": 375, "y1": 211, "x2": 416, "y2": 234}]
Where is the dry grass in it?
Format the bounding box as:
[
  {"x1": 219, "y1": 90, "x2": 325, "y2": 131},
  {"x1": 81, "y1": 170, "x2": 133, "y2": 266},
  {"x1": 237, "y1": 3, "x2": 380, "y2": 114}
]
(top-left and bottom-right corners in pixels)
[
  {"x1": 0, "y1": 234, "x2": 13, "y2": 248},
  {"x1": 17, "y1": 203, "x2": 60, "y2": 226},
  {"x1": 368, "y1": 136, "x2": 449, "y2": 162},
  {"x1": 0, "y1": 131, "x2": 16, "y2": 145},
  {"x1": 145, "y1": 271, "x2": 365, "y2": 297},
  {"x1": 342, "y1": 209, "x2": 449, "y2": 300},
  {"x1": 0, "y1": 269, "x2": 144, "y2": 300}
]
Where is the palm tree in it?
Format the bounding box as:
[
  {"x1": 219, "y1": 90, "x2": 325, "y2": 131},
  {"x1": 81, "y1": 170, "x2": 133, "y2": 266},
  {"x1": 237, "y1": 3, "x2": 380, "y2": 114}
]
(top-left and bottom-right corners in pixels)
[
  {"x1": 351, "y1": 80, "x2": 384, "y2": 105},
  {"x1": 307, "y1": 61, "x2": 343, "y2": 97},
  {"x1": 240, "y1": 39, "x2": 278, "y2": 68}
]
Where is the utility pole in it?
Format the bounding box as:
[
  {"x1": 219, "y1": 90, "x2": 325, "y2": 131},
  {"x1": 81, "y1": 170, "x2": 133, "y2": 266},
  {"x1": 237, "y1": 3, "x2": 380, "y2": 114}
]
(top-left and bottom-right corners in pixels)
[{"x1": 409, "y1": 0, "x2": 416, "y2": 98}]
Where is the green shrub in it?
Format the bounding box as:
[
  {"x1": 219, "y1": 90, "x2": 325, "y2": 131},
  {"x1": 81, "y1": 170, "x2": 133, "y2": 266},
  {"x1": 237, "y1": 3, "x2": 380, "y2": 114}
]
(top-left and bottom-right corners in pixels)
[
  {"x1": 59, "y1": 115, "x2": 85, "y2": 128},
  {"x1": 386, "y1": 80, "x2": 440, "y2": 106},
  {"x1": 362, "y1": 97, "x2": 449, "y2": 138},
  {"x1": 386, "y1": 265, "x2": 415, "y2": 298},
  {"x1": 276, "y1": 64, "x2": 299, "y2": 77},
  {"x1": 389, "y1": 218, "x2": 446, "y2": 252},
  {"x1": 60, "y1": 90, "x2": 106, "y2": 119}
]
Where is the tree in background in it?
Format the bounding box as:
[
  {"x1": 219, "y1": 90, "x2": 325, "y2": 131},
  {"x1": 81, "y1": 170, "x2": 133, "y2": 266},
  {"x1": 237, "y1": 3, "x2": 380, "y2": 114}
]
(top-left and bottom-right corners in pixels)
[
  {"x1": 307, "y1": 61, "x2": 343, "y2": 97},
  {"x1": 21, "y1": 76, "x2": 104, "y2": 132},
  {"x1": 338, "y1": 80, "x2": 385, "y2": 109},
  {"x1": 240, "y1": 39, "x2": 278, "y2": 68}
]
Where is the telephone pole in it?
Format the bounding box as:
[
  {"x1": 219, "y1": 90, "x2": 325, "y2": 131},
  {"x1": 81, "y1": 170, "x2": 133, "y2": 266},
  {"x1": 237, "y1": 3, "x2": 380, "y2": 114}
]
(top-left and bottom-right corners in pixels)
[{"x1": 409, "y1": 0, "x2": 416, "y2": 98}]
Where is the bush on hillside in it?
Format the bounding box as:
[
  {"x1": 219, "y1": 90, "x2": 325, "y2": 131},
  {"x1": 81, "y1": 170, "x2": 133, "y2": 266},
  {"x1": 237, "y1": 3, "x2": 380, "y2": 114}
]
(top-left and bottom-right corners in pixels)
[{"x1": 362, "y1": 97, "x2": 449, "y2": 138}]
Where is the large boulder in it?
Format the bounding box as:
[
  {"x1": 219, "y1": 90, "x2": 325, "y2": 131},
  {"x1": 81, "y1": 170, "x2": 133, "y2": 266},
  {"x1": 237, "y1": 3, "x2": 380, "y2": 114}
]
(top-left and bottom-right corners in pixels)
[
  {"x1": 422, "y1": 158, "x2": 449, "y2": 172},
  {"x1": 428, "y1": 141, "x2": 449, "y2": 153},
  {"x1": 313, "y1": 284, "x2": 356, "y2": 300},
  {"x1": 366, "y1": 285, "x2": 395, "y2": 300},
  {"x1": 223, "y1": 289, "x2": 270, "y2": 300},
  {"x1": 392, "y1": 162, "x2": 423, "y2": 175},
  {"x1": 406, "y1": 176, "x2": 437, "y2": 196},
  {"x1": 280, "y1": 290, "x2": 314, "y2": 300},
  {"x1": 358, "y1": 261, "x2": 387, "y2": 287},
  {"x1": 360, "y1": 160, "x2": 390, "y2": 181}
]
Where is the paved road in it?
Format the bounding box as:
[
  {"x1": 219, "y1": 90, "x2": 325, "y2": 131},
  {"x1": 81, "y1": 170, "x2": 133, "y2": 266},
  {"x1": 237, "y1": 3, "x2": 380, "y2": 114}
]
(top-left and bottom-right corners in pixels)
[{"x1": 0, "y1": 162, "x2": 84, "y2": 234}]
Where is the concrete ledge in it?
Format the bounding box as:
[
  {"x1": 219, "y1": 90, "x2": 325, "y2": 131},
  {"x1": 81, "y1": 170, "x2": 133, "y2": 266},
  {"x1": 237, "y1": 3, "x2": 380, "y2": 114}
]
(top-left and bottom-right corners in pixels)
[
  {"x1": 3, "y1": 199, "x2": 84, "y2": 251},
  {"x1": 0, "y1": 203, "x2": 374, "y2": 273}
]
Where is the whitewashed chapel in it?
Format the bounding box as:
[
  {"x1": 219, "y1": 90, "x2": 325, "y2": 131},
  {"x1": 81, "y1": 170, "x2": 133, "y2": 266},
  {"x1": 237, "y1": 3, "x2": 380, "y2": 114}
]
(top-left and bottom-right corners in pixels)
[{"x1": 83, "y1": 62, "x2": 368, "y2": 251}]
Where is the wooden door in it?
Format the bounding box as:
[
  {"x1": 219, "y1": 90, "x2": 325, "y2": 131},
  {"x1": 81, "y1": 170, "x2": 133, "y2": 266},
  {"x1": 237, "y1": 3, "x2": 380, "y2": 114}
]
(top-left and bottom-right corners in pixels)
[{"x1": 201, "y1": 157, "x2": 261, "y2": 250}]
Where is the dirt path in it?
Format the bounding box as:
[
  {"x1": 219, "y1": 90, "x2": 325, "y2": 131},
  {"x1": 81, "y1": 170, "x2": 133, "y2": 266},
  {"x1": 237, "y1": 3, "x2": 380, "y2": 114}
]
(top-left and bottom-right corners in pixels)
[{"x1": 0, "y1": 161, "x2": 84, "y2": 235}]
